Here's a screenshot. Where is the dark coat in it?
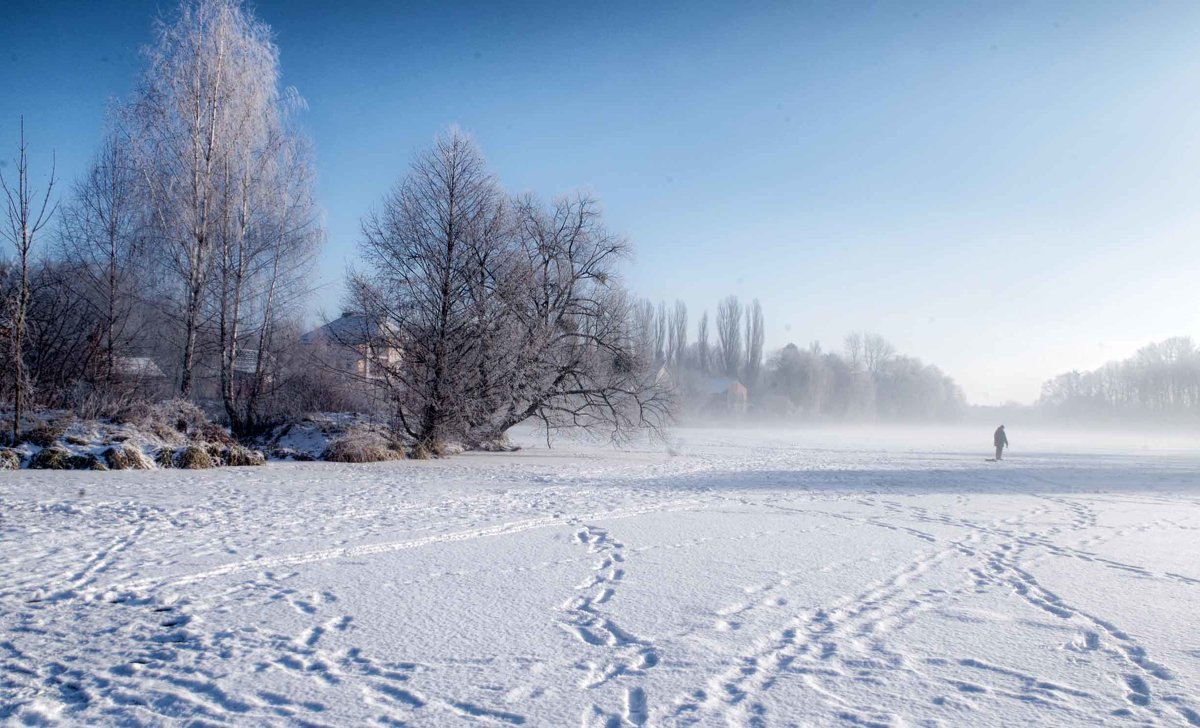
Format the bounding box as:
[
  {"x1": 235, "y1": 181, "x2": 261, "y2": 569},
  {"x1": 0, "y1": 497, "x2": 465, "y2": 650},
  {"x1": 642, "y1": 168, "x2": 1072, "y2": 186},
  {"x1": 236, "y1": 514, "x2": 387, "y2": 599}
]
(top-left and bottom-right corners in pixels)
[{"x1": 994, "y1": 426, "x2": 1008, "y2": 448}]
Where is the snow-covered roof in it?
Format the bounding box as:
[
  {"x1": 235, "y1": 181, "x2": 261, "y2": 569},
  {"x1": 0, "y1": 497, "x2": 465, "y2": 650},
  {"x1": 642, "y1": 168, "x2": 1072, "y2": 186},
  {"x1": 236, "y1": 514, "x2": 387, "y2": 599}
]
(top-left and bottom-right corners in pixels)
[
  {"x1": 301, "y1": 313, "x2": 388, "y2": 347},
  {"x1": 115, "y1": 356, "x2": 166, "y2": 379},
  {"x1": 233, "y1": 349, "x2": 265, "y2": 374},
  {"x1": 703, "y1": 377, "x2": 744, "y2": 395}
]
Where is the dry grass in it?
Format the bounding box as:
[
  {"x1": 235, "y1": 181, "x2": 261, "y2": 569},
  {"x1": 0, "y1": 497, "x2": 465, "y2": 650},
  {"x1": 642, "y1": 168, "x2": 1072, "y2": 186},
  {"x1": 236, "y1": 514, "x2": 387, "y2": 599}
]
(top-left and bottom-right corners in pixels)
[
  {"x1": 174, "y1": 445, "x2": 215, "y2": 469},
  {"x1": 153, "y1": 448, "x2": 175, "y2": 468},
  {"x1": 21, "y1": 425, "x2": 64, "y2": 448},
  {"x1": 29, "y1": 447, "x2": 71, "y2": 470},
  {"x1": 28, "y1": 448, "x2": 105, "y2": 470},
  {"x1": 322, "y1": 431, "x2": 405, "y2": 463},
  {"x1": 0, "y1": 449, "x2": 21, "y2": 470},
  {"x1": 222, "y1": 445, "x2": 266, "y2": 467},
  {"x1": 103, "y1": 445, "x2": 153, "y2": 470}
]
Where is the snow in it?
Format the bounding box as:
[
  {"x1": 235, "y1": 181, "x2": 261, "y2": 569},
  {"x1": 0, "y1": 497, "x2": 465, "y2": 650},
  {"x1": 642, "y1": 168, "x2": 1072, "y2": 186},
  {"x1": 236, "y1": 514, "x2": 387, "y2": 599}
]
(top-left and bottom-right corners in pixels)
[{"x1": 2, "y1": 426, "x2": 1199, "y2": 726}]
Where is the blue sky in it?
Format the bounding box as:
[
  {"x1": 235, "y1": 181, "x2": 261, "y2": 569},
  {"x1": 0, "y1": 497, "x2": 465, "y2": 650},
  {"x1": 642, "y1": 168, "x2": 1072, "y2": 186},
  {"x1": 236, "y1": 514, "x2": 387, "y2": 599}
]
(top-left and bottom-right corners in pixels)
[{"x1": 3, "y1": 0, "x2": 1200, "y2": 404}]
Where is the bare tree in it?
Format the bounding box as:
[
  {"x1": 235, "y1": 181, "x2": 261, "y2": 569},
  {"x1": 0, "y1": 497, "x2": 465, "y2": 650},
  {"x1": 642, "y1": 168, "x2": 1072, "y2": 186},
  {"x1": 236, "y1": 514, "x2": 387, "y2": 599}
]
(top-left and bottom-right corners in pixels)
[
  {"x1": 484, "y1": 193, "x2": 669, "y2": 443},
  {"x1": 696, "y1": 309, "x2": 710, "y2": 375},
  {"x1": 845, "y1": 331, "x2": 895, "y2": 375},
  {"x1": 863, "y1": 333, "x2": 895, "y2": 375},
  {"x1": 22, "y1": 261, "x2": 105, "y2": 404},
  {"x1": 1, "y1": 117, "x2": 57, "y2": 441},
  {"x1": 57, "y1": 125, "x2": 143, "y2": 388},
  {"x1": 716, "y1": 295, "x2": 742, "y2": 380},
  {"x1": 350, "y1": 129, "x2": 506, "y2": 449},
  {"x1": 744, "y1": 298, "x2": 764, "y2": 387}
]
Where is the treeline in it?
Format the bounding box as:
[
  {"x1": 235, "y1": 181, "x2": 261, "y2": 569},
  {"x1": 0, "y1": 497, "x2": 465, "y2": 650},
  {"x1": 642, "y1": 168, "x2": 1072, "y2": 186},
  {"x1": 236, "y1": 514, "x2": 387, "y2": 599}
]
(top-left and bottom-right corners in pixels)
[
  {"x1": 761, "y1": 335, "x2": 965, "y2": 421},
  {"x1": 1039, "y1": 337, "x2": 1200, "y2": 422},
  {"x1": 1, "y1": 0, "x2": 320, "y2": 441},
  {"x1": 631, "y1": 297, "x2": 966, "y2": 422},
  {"x1": 0, "y1": 0, "x2": 668, "y2": 450}
]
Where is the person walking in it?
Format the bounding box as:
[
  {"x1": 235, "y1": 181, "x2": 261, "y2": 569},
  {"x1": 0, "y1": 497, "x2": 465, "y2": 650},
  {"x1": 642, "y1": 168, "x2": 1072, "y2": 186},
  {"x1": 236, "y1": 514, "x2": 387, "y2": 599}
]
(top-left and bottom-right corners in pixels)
[{"x1": 993, "y1": 425, "x2": 1008, "y2": 461}]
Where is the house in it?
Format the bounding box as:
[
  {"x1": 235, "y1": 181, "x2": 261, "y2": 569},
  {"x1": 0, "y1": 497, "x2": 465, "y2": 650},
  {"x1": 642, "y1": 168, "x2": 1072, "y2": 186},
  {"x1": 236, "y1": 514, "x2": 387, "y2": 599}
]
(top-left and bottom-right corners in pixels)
[
  {"x1": 653, "y1": 364, "x2": 675, "y2": 390},
  {"x1": 301, "y1": 312, "x2": 400, "y2": 379},
  {"x1": 113, "y1": 356, "x2": 167, "y2": 382},
  {"x1": 230, "y1": 348, "x2": 273, "y2": 387},
  {"x1": 704, "y1": 377, "x2": 749, "y2": 415}
]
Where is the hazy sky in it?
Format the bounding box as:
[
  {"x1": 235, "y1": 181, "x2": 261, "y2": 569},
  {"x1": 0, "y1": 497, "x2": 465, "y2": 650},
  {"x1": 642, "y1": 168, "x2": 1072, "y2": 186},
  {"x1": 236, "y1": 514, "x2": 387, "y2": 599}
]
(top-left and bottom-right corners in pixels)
[{"x1": 3, "y1": 0, "x2": 1200, "y2": 405}]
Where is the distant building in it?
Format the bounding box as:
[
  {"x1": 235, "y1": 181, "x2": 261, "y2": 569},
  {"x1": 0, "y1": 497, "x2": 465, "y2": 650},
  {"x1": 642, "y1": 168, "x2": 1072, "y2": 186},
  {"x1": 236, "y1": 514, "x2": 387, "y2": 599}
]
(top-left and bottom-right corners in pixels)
[
  {"x1": 113, "y1": 356, "x2": 167, "y2": 382},
  {"x1": 300, "y1": 312, "x2": 400, "y2": 379},
  {"x1": 653, "y1": 364, "x2": 675, "y2": 390},
  {"x1": 704, "y1": 377, "x2": 749, "y2": 415}
]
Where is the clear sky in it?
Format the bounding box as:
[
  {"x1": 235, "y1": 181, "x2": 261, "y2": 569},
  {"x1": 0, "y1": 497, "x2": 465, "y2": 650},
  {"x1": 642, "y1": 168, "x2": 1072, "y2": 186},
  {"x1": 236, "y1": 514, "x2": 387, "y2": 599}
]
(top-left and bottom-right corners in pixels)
[{"x1": 3, "y1": 0, "x2": 1200, "y2": 405}]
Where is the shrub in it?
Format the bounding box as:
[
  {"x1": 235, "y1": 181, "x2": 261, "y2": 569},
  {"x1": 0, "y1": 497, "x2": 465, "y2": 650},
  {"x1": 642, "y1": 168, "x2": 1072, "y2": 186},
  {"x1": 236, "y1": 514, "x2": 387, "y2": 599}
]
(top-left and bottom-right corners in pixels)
[
  {"x1": 30, "y1": 447, "x2": 71, "y2": 470},
  {"x1": 66, "y1": 453, "x2": 107, "y2": 471},
  {"x1": 103, "y1": 445, "x2": 153, "y2": 470},
  {"x1": 0, "y1": 449, "x2": 21, "y2": 470},
  {"x1": 409, "y1": 443, "x2": 433, "y2": 460},
  {"x1": 154, "y1": 448, "x2": 175, "y2": 469},
  {"x1": 22, "y1": 425, "x2": 64, "y2": 448},
  {"x1": 222, "y1": 445, "x2": 265, "y2": 467},
  {"x1": 115, "y1": 399, "x2": 208, "y2": 440},
  {"x1": 322, "y1": 432, "x2": 404, "y2": 463},
  {"x1": 203, "y1": 442, "x2": 227, "y2": 465},
  {"x1": 199, "y1": 423, "x2": 236, "y2": 447},
  {"x1": 64, "y1": 435, "x2": 89, "y2": 447},
  {"x1": 270, "y1": 447, "x2": 313, "y2": 462},
  {"x1": 174, "y1": 445, "x2": 214, "y2": 469}
]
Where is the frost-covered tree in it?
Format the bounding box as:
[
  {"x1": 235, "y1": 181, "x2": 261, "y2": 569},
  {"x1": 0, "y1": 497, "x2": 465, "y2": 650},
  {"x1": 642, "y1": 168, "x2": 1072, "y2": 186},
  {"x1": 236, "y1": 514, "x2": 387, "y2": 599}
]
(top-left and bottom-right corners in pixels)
[
  {"x1": 129, "y1": 0, "x2": 289, "y2": 399},
  {"x1": 845, "y1": 331, "x2": 895, "y2": 375},
  {"x1": 350, "y1": 131, "x2": 668, "y2": 450},
  {"x1": 1040, "y1": 336, "x2": 1200, "y2": 421},
  {"x1": 350, "y1": 129, "x2": 504, "y2": 449},
  {"x1": 485, "y1": 193, "x2": 669, "y2": 442}
]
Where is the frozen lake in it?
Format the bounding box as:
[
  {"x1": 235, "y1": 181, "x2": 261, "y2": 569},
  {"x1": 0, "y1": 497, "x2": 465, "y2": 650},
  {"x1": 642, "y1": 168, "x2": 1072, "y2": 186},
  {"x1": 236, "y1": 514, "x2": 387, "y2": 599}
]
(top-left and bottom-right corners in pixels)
[{"x1": 2, "y1": 426, "x2": 1199, "y2": 726}]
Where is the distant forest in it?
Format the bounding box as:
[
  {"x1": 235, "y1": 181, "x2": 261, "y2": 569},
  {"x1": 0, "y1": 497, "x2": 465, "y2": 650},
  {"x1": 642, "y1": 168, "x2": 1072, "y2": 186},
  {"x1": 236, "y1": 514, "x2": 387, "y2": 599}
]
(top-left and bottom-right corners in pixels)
[
  {"x1": 1039, "y1": 337, "x2": 1200, "y2": 422},
  {"x1": 632, "y1": 297, "x2": 966, "y2": 423}
]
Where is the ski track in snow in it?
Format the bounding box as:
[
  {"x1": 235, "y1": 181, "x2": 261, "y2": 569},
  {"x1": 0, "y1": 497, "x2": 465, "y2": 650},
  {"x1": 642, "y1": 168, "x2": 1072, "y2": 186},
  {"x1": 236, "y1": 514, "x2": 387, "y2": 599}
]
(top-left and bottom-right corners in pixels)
[{"x1": 2, "y1": 426, "x2": 1200, "y2": 726}]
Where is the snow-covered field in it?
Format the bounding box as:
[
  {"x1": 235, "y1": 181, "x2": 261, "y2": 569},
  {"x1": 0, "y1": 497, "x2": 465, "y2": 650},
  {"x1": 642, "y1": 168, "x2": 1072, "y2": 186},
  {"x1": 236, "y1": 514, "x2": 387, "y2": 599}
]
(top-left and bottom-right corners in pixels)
[{"x1": 2, "y1": 426, "x2": 1199, "y2": 727}]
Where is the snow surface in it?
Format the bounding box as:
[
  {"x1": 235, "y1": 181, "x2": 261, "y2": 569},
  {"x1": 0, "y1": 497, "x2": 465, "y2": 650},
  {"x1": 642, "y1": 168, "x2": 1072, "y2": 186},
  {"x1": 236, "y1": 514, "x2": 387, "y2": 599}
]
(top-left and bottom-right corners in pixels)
[{"x1": 2, "y1": 426, "x2": 1199, "y2": 726}]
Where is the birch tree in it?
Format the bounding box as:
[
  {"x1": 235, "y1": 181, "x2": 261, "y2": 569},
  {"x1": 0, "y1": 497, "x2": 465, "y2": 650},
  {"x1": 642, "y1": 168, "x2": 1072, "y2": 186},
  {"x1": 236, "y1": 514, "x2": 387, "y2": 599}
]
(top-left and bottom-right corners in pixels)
[{"x1": 129, "y1": 0, "x2": 281, "y2": 398}]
